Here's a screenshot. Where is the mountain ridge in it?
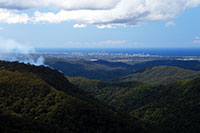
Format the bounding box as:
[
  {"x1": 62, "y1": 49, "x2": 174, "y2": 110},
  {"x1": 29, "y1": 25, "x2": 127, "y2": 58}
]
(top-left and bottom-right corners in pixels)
[
  {"x1": 121, "y1": 66, "x2": 200, "y2": 85},
  {"x1": 0, "y1": 61, "x2": 146, "y2": 133}
]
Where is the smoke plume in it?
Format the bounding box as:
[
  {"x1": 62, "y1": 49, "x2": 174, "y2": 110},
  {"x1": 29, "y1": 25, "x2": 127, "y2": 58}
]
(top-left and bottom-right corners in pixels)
[{"x1": 0, "y1": 38, "x2": 44, "y2": 66}]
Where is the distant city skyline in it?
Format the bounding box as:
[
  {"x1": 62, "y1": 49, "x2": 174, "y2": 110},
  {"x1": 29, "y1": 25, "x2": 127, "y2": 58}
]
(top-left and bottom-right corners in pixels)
[{"x1": 0, "y1": 0, "x2": 200, "y2": 49}]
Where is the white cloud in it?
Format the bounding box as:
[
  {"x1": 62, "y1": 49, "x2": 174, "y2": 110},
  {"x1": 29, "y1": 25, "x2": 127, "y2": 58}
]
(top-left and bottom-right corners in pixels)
[
  {"x1": 0, "y1": 0, "x2": 120, "y2": 10},
  {"x1": 0, "y1": 0, "x2": 200, "y2": 26},
  {"x1": 193, "y1": 36, "x2": 200, "y2": 44},
  {"x1": 97, "y1": 25, "x2": 113, "y2": 29},
  {"x1": 31, "y1": 0, "x2": 200, "y2": 26},
  {"x1": 0, "y1": 8, "x2": 30, "y2": 24},
  {"x1": 165, "y1": 21, "x2": 176, "y2": 27},
  {"x1": 0, "y1": 27, "x2": 3, "y2": 30},
  {"x1": 73, "y1": 24, "x2": 87, "y2": 28}
]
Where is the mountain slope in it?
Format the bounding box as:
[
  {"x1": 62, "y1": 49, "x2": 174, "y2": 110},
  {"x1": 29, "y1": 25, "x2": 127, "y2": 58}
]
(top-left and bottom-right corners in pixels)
[
  {"x1": 45, "y1": 59, "x2": 135, "y2": 81},
  {"x1": 121, "y1": 66, "x2": 200, "y2": 85},
  {"x1": 69, "y1": 77, "x2": 200, "y2": 132},
  {"x1": 129, "y1": 78, "x2": 200, "y2": 132},
  {"x1": 0, "y1": 61, "x2": 146, "y2": 133},
  {"x1": 0, "y1": 61, "x2": 85, "y2": 99},
  {"x1": 0, "y1": 111, "x2": 66, "y2": 133},
  {"x1": 68, "y1": 77, "x2": 151, "y2": 111},
  {"x1": 46, "y1": 59, "x2": 200, "y2": 82},
  {"x1": 132, "y1": 60, "x2": 200, "y2": 71}
]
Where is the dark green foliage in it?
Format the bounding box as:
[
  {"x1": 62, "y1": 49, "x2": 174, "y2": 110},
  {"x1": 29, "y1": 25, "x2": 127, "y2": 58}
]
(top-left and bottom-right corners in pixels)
[
  {"x1": 0, "y1": 111, "x2": 67, "y2": 133},
  {"x1": 129, "y1": 78, "x2": 200, "y2": 132},
  {"x1": 70, "y1": 77, "x2": 200, "y2": 132},
  {"x1": 45, "y1": 59, "x2": 135, "y2": 81},
  {"x1": 0, "y1": 60, "x2": 88, "y2": 100},
  {"x1": 132, "y1": 60, "x2": 200, "y2": 71},
  {"x1": 121, "y1": 66, "x2": 200, "y2": 85},
  {"x1": 46, "y1": 59, "x2": 200, "y2": 82},
  {"x1": 68, "y1": 77, "x2": 148, "y2": 109},
  {"x1": 0, "y1": 61, "x2": 146, "y2": 133}
]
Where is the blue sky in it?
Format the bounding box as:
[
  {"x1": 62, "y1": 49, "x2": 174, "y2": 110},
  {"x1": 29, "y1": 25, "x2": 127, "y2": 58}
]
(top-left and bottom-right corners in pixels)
[{"x1": 0, "y1": 0, "x2": 200, "y2": 49}]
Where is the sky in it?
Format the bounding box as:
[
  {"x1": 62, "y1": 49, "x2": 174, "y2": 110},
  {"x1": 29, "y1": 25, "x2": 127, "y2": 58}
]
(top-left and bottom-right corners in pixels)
[{"x1": 0, "y1": 0, "x2": 200, "y2": 49}]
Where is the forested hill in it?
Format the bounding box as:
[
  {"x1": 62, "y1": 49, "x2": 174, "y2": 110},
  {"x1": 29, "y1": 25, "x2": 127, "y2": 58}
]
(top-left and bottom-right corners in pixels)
[
  {"x1": 45, "y1": 59, "x2": 200, "y2": 82},
  {"x1": 68, "y1": 76, "x2": 148, "y2": 106},
  {"x1": 0, "y1": 61, "x2": 83, "y2": 98},
  {"x1": 0, "y1": 61, "x2": 146, "y2": 133},
  {"x1": 0, "y1": 111, "x2": 66, "y2": 133},
  {"x1": 132, "y1": 60, "x2": 200, "y2": 71},
  {"x1": 45, "y1": 59, "x2": 135, "y2": 81},
  {"x1": 121, "y1": 66, "x2": 200, "y2": 85},
  {"x1": 69, "y1": 76, "x2": 200, "y2": 132}
]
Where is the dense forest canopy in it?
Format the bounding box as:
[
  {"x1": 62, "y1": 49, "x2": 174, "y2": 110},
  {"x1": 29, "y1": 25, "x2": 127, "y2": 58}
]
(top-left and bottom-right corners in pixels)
[
  {"x1": 0, "y1": 61, "x2": 146, "y2": 133},
  {"x1": 69, "y1": 76, "x2": 200, "y2": 132},
  {"x1": 1, "y1": 60, "x2": 200, "y2": 132}
]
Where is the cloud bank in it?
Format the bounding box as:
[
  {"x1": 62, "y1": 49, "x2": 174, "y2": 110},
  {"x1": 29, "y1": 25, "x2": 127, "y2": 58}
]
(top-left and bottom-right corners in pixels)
[
  {"x1": 0, "y1": 0, "x2": 120, "y2": 10},
  {"x1": 0, "y1": 0, "x2": 200, "y2": 26},
  {"x1": 0, "y1": 8, "x2": 30, "y2": 24}
]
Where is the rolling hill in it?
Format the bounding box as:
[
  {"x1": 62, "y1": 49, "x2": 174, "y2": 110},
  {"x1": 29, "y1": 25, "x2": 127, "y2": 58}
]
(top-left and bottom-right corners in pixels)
[
  {"x1": 46, "y1": 59, "x2": 200, "y2": 82},
  {"x1": 121, "y1": 66, "x2": 200, "y2": 85},
  {"x1": 132, "y1": 60, "x2": 200, "y2": 71},
  {"x1": 4, "y1": 59, "x2": 200, "y2": 132},
  {"x1": 0, "y1": 61, "x2": 146, "y2": 133},
  {"x1": 45, "y1": 59, "x2": 135, "y2": 81},
  {"x1": 69, "y1": 76, "x2": 200, "y2": 132}
]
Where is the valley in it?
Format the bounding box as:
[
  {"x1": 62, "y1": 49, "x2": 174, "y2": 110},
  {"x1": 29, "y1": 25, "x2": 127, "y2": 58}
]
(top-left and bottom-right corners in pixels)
[
  {"x1": 1, "y1": 52, "x2": 200, "y2": 132},
  {"x1": 1, "y1": 1, "x2": 200, "y2": 132}
]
